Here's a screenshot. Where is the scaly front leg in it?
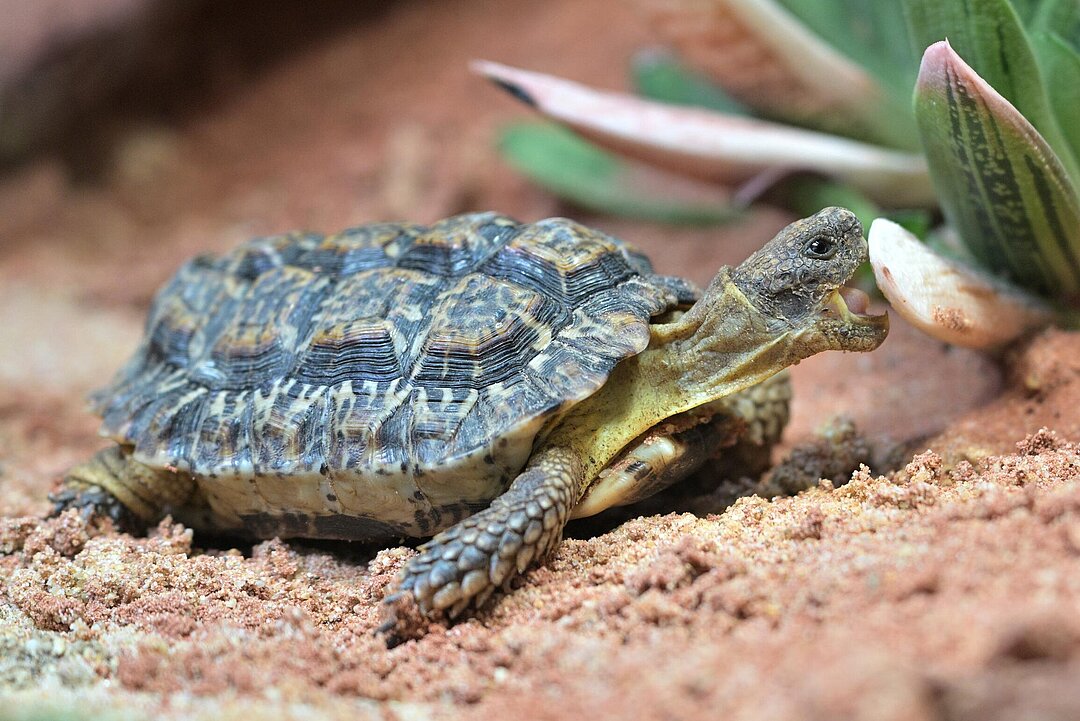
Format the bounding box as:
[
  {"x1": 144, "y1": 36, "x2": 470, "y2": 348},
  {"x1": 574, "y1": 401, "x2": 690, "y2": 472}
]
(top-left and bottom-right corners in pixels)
[
  {"x1": 50, "y1": 445, "x2": 195, "y2": 532},
  {"x1": 387, "y1": 445, "x2": 585, "y2": 619}
]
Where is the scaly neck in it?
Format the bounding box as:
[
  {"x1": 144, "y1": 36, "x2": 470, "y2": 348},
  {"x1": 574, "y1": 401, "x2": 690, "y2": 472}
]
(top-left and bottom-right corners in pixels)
[{"x1": 536, "y1": 271, "x2": 801, "y2": 489}]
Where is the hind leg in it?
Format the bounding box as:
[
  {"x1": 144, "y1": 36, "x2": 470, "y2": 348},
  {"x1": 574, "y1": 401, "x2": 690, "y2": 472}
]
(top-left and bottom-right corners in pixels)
[
  {"x1": 571, "y1": 370, "x2": 792, "y2": 518},
  {"x1": 706, "y1": 369, "x2": 791, "y2": 478},
  {"x1": 50, "y1": 445, "x2": 196, "y2": 532}
]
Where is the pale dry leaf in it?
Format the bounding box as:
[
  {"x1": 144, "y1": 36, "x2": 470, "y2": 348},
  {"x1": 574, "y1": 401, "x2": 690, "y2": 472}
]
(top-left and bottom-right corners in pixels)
[
  {"x1": 869, "y1": 218, "x2": 1054, "y2": 349},
  {"x1": 473, "y1": 60, "x2": 934, "y2": 207}
]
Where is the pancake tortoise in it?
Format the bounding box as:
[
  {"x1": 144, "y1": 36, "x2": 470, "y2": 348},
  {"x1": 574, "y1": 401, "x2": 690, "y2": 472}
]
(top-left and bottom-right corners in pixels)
[{"x1": 53, "y1": 206, "x2": 888, "y2": 619}]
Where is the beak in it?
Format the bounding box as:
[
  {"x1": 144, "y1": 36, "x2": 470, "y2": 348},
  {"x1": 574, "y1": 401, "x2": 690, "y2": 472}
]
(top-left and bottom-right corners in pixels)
[{"x1": 821, "y1": 286, "x2": 890, "y2": 348}]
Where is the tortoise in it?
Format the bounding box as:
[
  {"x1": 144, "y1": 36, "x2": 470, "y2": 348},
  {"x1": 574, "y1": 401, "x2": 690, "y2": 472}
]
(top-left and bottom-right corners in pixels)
[{"x1": 53, "y1": 207, "x2": 887, "y2": 618}]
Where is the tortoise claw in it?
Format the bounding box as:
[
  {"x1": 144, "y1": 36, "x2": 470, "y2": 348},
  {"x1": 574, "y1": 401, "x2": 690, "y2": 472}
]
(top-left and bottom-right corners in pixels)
[
  {"x1": 376, "y1": 587, "x2": 435, "y2": 647},
  {"x1": 48, "y1": 483, "x2": 140, "y2": 532}
]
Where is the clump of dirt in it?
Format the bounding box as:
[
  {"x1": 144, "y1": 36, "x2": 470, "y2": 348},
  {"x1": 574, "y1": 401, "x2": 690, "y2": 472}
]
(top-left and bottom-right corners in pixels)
[
  {"x1": 763, "y1": 415, "x2": 875, "y2": 496},
  {"x1": 931, "y1": 329, "x2": 1080, "y2": 464}
]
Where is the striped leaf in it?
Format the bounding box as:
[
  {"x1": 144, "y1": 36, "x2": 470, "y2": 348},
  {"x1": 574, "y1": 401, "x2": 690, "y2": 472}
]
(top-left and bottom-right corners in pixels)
[
  {"x1": 904, "y1": 0, "x2": 1080, "y2": 184},
  {"x1": 914, "y1": 40, "x2": 1080, "y2": 299}
]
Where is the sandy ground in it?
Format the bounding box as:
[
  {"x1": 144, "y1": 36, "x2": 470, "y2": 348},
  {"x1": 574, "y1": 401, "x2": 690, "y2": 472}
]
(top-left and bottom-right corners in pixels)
[{"x1": 1, "y1": 1, "x2": 1078, "y2": 719}]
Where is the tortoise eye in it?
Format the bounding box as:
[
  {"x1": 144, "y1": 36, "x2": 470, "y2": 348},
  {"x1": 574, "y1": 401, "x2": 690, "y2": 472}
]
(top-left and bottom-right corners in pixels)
[{"x1": 803, "y1": 236, "x2": 836, "y2": 259}]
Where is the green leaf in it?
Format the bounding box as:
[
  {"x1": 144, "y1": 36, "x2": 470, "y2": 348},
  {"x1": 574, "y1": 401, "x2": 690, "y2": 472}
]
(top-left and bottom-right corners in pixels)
[
  {"x1": 1029, "y1": 0, "x2": 1080, "y2": 52},
  {"x1": 914, "y1": 40, "x2": 1080, "y2": 299},
  {"x1": 1008, "y1": 0, "x2": 1043, "y2": 25},
  {"x1": 886, "y1": 209, "x2": 935, "y2": 240},
  {"x1": 902, "y1": 0, "x2": 1080, "y2": 183},
  {"x1": 630, "y1": 50, "x2": 748, "y2": 115},
  {"x1": 1032, "y1": 31, "x2": 1080, "y2": 166},
  {"x1": 776, "y1": 176, "x2": 881, "y2": 231},
  {"x1": 775, "y1": 0, "x2": 919, "y2": 102},
  {"x1": 498, "y1": 122, "x2": 740, "y2": 225}
]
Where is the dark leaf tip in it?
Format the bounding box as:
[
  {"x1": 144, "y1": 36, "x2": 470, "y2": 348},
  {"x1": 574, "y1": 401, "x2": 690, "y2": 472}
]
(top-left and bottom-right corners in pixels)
[{"x1": 489, "y1": 78, "x2": 537, "y2": 108}]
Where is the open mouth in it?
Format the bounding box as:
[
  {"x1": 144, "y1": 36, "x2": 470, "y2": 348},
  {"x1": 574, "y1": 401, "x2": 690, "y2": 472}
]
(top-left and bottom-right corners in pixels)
[{"x1": 825, "y1": 286, "x2": 888, "y2": 324}]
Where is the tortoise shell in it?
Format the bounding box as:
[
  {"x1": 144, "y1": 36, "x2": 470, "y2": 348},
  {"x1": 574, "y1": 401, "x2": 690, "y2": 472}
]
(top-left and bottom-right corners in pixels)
[{"x1": 92, "y1": 213, "x2": 696, "y2": 537}]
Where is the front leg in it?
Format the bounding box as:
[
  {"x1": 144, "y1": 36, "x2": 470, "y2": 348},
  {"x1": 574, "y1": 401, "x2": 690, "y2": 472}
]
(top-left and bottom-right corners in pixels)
[
  {"x1": 50, "y1": 445, "x2": 195, "y2": 532},
  {"x1": 389, "y1": 445, "x2": 585, "y2": 619}
]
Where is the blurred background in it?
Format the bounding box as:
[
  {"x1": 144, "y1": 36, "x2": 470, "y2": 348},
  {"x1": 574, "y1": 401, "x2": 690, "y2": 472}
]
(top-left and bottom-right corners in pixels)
[{"x1": 1, "y1": 0, "x2": 780, "y2": 297}]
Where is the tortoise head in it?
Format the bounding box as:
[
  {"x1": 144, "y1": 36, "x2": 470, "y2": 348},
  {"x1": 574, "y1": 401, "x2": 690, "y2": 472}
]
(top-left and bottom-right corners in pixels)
[
  {"x1": 631, "y1": 207, "x2": 887, "y2": 420},
  {"x1": 730, "y1": 207, "x2": 888, "y2": 353}
]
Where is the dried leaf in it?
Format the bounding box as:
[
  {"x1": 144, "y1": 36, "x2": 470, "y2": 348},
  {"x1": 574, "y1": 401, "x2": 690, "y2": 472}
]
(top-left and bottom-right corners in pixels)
[
  {"x1": 775, "y1": 0, "x2": 919, "y2": 102},
  {"x1": 474, "y1": 60, "x2": 935, "y2": 207},
  {"x1": 869, "y1": 218, "x2": 1054, "y2": 349}
]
